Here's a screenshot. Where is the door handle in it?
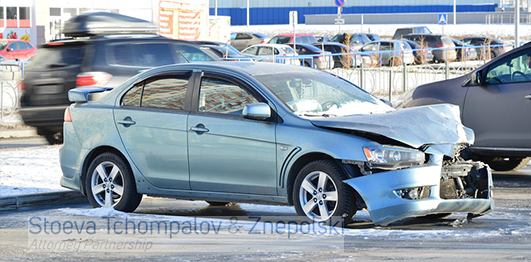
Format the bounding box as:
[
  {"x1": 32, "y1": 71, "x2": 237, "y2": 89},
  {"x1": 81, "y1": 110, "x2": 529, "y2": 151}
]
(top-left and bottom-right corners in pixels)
[
  {"x1": 117, "y1": 117, "x2": 136, "y2": 126},
  {"x1": 525, "y1": 95, "x2": 531, "y2": 100},
  {"x1": 189, "y1": 124, "x2": 209, "y2": 133}
]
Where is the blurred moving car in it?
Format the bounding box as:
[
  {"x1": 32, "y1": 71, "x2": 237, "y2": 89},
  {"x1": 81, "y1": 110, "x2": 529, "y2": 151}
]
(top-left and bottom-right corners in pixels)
[
  {"x1": 451, "y1": 38, "x2": 478, "y2": 61},
  {"x1": 401, "y1": 34, "x2": 457, "y2": 63},
  {"x1": 60, "y1": 61, "x2": 493, "y2": 226},
  {"x1": 312, "y1": 42, "x2": 365, "y2": 68},
  {"x1": 315, "y1": 36, "x2": 331, "y2": 42},
  {"x1": 241, "y1": 44, "x2": 301, "y2": 66},
  {"x1": 461, "y1": 36, "x2": 509, "y2": 60},
  {"x1": 359, "y1": 40, "x2": 415, "y2": 66},
  {"x1": 268, "y1": 34, "x2": 317, "y2": 45},
  {"x1": 392, "y1": 26, "x2": 432, "y2": 39},
  {"x1": 401, "y1": 39, "x2": 434, "y2": 64},
  {"x1": 330, "y1": 33, "x2": 371, "y2": 50},
  {"x1": 191, "y1": 40, "x2": 252, "y2": 61},
  {"x1": 0, "y1": 39, "x2": 37, "y2": 61},
  {"x1": 20, "y1": 12, "x2": 219, "y2": 145},
  {"x1": 230, "y1": 32, "x2": 270, "y2": 51},
  {"x1": 399, "y1": 42, "x2": 531, "y2": 171},
  {"x1": 287, "y1": 43, "x2": 332, "y2": 70}
]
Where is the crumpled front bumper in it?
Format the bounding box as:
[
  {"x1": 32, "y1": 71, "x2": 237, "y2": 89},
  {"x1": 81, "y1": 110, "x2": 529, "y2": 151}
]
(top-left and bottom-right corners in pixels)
[{"x1": 343, "y1": 163, "x2": 494, "y2": 226}]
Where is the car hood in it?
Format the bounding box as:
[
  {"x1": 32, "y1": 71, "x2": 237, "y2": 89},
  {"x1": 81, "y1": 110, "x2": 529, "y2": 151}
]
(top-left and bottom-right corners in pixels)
[{"x1": 310, "y1": 104, "x2": 474, "y2": 149}]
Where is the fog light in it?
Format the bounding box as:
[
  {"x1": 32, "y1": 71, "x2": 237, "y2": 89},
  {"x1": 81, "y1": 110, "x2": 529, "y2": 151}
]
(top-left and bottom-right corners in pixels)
[
  {"x1": 407, "y1": 189, "x2": 419, "y2": 200},
  {"x1": 395, "y1": 187, "x2": 431, "y2": 200}
]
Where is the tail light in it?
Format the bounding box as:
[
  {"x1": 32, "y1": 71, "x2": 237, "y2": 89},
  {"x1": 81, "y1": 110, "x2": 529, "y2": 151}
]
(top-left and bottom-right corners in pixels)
[
  {"x1": 261, "y1": 40, "x2": 266, "y2": 44},
  {"x1": 76, "y1": 72, "x2": 112, "y2": 87},
  {"x1": 20, "y1": 80, "x2": 25, "y2": 91},
  {"x1": 64, "y1": 107, "x2": 72, "y2": 122},
  {"x1": 437, "y1": 45, "x2": 444, "y2": 48}
]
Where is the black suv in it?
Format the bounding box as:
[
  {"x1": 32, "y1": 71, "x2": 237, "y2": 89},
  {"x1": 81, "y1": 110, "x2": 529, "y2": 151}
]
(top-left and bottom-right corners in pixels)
[{"x1": 20, "y1": 12, "x2": 219, "y2": 144}]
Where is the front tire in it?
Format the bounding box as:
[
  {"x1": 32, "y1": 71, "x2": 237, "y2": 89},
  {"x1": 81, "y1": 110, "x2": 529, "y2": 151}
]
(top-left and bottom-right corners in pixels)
[
  {"x1": 293, "y1": 160, "x2": 356, "y2": 225},
  {"x1": 483, "y1": 157, "x2": 530, "y2": 172},
  {"x1": 85, "y1": 152, "x2": 142, "y2": 212}
]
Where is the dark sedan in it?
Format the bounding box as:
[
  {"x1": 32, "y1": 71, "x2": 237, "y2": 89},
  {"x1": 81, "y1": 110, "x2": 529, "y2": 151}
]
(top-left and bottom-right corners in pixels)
[
  {"x1": 311, "y1": 42, "x2": 365, "y2": 68},
  {"x1": 462, "y1": 36, "x2": 510, "y2": 60}
]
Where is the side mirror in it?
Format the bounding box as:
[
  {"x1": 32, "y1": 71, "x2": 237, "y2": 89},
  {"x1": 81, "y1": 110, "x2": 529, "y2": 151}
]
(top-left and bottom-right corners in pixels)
[
  {"x1": 243, "y1": 103, "x2": 271, "y2": 121},
  {"x1": 380, "y1": 99, "x2": 393, "y2": 107},
  {"x1": 470, "y1": 70, "x2": 482, "y2": 86},
  {"x1": 6, "y1": 48, "x2": 13, "y2": 52}
]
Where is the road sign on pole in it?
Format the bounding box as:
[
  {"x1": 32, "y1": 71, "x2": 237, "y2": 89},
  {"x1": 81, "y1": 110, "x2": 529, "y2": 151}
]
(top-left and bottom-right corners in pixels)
[
  {"x1": 335, "y1": 0, "x2": 345, "y2": 7},
  {"x1": 438, "y1": 13, "x2": 447, "y2": 25}
]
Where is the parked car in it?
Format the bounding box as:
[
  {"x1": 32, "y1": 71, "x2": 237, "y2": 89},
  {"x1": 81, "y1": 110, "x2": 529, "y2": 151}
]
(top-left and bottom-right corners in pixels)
[
  {"x1": 312, "y1": 42, "x2": 365, "y2": 68},
  {"x1": 191, "y1": 40, "x2": 252, "y2": 61},
  {"x1": 230, "y1": 32, "x2": 270, "y2": 51},
  {"x1": 401, "y1": 34, "x2": 457, "y2": 63},
  {"x1": 392, "y1": 26, "x2": 432, "y2": 39},
  {"x1": 461, "y1": 36, "x2": 510, "y2": 60},
  {"x1": 401, "y1": 39, "x2": 434, "y2": 64},
  {"x1": 268, "y1": 34, "x2": 317, "y2": 45},
  {"x1": 359, "y1": 40, "x2": 415, "y2": 66},
  {"x1": 0, "y1": 39, "x2": 37, "y2": 61},
  {"x1": 451, "y1": 38, "x2": 478, "y2": 61},
  {"x1": 330, "y1": 33, "x2": 371, "y2": 50},
  {"x1": 60, "y1": 61, "x2": 493, "y2": 226},
  {"x1": 365, "y1": 33, "x2": 381, "y2": 42},
  {"x1": 241, "y1": 44, "x2": 301, "y2": 66},
  {"x1": 19, "y1": 12, "x2": 219, "y2": 145},
  {"x1": 398, "y1": 42, "x2": 531, "y2": 171},
  {"x1": 287, "y1": 43, "x2": 332, "y2": 70},
  {"x1": 315, "y1": 36, "x2": 331, "y2": 42}
]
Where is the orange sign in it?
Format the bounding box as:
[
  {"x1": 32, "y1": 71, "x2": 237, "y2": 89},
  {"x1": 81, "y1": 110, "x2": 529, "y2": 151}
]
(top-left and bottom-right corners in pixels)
[{"x1": 159, "y1": 0, "x2": 209, "y2": 40}]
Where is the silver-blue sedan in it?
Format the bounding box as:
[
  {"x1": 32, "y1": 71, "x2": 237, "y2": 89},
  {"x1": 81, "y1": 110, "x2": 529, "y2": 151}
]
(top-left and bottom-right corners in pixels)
[{"x1": 60, "y1": 62, "x2": 493, "y2": 226}]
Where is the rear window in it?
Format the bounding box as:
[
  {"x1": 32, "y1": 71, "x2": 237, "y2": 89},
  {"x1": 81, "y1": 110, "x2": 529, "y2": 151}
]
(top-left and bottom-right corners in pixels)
[
  {"x1": 107, "y1": 43, "x2": 181, "y2": 67},
  {"x1": 269, "y1": 36, "x2": 291, "y2": 44},
  {"x1": 27, "y1": 45, "x2": 85, "y2": 69},
  {"x1": 175, "y1": 45, "x2": 216, "y2": 62}
]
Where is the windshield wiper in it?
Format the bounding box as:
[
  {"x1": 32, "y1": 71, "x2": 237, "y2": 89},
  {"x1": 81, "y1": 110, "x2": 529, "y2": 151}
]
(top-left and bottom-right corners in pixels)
[{"x1": 300, "y1": 113, "x2": 337, "y2": 118}]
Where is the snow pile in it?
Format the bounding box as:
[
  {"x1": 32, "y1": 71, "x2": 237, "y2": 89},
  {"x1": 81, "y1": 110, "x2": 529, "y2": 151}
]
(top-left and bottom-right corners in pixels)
[{"x1": 0, "y1": 145, "x2": 66, "y2": 196}]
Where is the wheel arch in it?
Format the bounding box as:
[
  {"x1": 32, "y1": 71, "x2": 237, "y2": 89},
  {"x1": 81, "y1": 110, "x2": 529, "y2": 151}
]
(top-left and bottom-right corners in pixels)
[
  {"x1": 80, "y1": 146, "x2": 130, "y2": 195},
  {"x1": 285, "y1": 152, "x2": 362, "y2": 205}
]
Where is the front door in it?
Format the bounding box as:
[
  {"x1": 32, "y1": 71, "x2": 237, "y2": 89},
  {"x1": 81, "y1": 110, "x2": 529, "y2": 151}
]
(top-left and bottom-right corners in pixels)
[{"x1": 187, "y1": 73, "x2": 278, "y2": 195}]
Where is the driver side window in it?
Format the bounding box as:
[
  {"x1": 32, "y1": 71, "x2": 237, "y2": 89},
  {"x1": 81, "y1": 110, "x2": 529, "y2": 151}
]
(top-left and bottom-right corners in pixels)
[{"x1": 485, "y1": 51, "x2": 531, "y2": 84}]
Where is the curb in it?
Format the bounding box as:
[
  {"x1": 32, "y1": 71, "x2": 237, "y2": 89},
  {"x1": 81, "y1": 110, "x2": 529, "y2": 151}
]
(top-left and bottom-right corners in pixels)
[
  {"x1": 0, "y1": 190, "x2": 87, "y2": 211},
  {"x1": 0, "y1": 129, "x2": 39, "y2": 139}
]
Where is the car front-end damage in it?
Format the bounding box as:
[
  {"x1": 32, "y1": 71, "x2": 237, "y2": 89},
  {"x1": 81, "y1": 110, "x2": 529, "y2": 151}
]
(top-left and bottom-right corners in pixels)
[{"x1": 311, "y1": 104, "x2": 494, "y2": 226}]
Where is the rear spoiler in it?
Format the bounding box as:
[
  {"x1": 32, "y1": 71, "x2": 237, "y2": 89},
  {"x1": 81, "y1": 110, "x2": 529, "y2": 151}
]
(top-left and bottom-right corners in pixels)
[{"x1": 68, "y1": 86, "x2": 113, "y2": 103}]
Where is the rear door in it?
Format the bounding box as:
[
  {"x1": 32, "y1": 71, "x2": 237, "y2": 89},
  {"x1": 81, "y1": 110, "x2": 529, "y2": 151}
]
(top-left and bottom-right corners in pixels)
[{"x1": 114, "y1": 72, "x2": 193, "y2": 189}]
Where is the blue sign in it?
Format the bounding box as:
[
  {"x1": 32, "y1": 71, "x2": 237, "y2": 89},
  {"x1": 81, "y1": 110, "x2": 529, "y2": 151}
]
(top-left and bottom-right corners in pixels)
[
  {"x1": 438, "y1": 13, "x2": 447, "y2": 25},
  {"x1": 335, "y1": 0, "x2": 345, "y2": 8}
]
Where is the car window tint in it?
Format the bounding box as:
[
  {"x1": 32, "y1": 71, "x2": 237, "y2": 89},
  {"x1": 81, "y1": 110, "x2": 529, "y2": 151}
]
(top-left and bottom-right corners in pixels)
[
  {"x1": 109, "y1": 43, "x2": 180, "y2": 67},
  {"x1": 141, "y1": 77, "x2": 189, "y2": 110},
  {"x1": 29, "y1": 46, "x2": 85, "y2": 68},
  {"x1": 269, "y1": 36, "x2": 291, "y2": 44},
  {"x1": 485, "y1": 51, "x2": 531, "y2": 84},
  {"x1": 198, "y1": 77, "x2": 258, "y2": 115},
  {"x1": 242, "y1": 46, "x2": 258, "y2": 55},
  {"x1": 175, "y1": 44, "x2": 215, "y2": 62},
  {"x1": 258, "y1": 47, "x2": 273, "y2": 56},
  {"x1": 122, "y1": 83, "x2": 143, "y2": 107},
  {"x1": 9, "y1": 42, "x2": 20, "y2": 51},
  {"x1": 237, "y1": 33, "x2": 252, "y2": 40},
  {"x1": 380, "y1": 42, "x2": 392, "y2": 51}
]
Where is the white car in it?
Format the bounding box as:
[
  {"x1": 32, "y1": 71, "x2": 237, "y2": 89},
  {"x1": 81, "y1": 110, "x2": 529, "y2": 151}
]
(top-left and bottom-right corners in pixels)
[{"x1": 241, "y1": 44, "x2": 301, "y2": 66}]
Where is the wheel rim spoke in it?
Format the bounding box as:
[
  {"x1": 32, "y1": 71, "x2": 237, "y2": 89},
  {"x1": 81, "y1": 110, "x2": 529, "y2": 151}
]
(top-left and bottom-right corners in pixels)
[
  {"x1": 92, "y1": 183, "x2": 105, "y2": 195},
  {"x1": 301, "y1": 178, "x2": 317, "y2": 194},
  {"x1": 317, "y1": 172, "x2": 327, "y2": 191},
  {"x1": 302, "y1": 200, "x2": 317, "y2": 214},
  {"x1": 104, "y1": 189, "x2": 112, "y2": 207},
  {"x1": 109, "y1": 165, "x2": 120, "y2": 180},
  {"x1": 325, "y1": 190, "x2": 338, "y2": 201},
  {"x1": 96, "y1": 164, "x2": 108, "y2": 181},
  {"x1": 112, "y1": 184, "x2": 124, "y2": 196},
  {"x1": 318, "y1": 202, "x2": 330, "y2": 219}
]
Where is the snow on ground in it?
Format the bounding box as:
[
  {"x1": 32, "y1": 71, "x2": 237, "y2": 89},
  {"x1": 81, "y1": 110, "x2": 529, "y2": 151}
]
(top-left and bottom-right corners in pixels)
[
  {"x1": 0, "y1": 145, "x2": 65, "y2": 196},
  {"x1": 232, "y1": 23, "x2": 531, "y2": 42}
]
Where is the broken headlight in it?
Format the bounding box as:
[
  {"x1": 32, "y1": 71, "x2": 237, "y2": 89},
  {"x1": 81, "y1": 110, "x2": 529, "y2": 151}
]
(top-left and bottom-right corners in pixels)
[{"x1": 363, "y1": 147, "x2": 425, "y2": 170}]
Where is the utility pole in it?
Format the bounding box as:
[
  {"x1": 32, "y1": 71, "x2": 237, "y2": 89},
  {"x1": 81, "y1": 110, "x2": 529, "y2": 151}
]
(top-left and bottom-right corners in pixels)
[
  {"x1": 453, "y1": 0, "x2": 456, "y2": 25},
  {"x1": 516, "y1": 0, "x2": 520, "y2": 47}
]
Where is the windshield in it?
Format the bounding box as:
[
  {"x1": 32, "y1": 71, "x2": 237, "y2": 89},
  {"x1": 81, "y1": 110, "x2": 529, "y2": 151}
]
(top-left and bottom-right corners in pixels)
[
  {"x1": 255, "y1": 72, "x2": 393, "y2": 117},
  {"x1": 269, "y1": 36, "x2": 291, "y2": 44}
]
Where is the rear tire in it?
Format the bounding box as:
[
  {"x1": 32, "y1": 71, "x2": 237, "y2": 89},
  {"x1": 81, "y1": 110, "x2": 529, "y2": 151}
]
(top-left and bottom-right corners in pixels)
[
  {"x1": 483, "y1": 157, "x2": 530, "y2": 171},
  {"x1": 85, "y1": 152, "x2": 142, "y2": 212},
  {"x1": 43, "y1": 130, "x2": 63, "y2": 145},
  {"x1": 293, "y1": 160, "x2": 356, "y2": 226}
]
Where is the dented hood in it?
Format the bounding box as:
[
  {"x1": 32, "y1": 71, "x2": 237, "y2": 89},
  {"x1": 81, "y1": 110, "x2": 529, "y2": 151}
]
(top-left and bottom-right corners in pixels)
[{"x1": 310, "y1": 104, "x2": 474, "y2": 148}]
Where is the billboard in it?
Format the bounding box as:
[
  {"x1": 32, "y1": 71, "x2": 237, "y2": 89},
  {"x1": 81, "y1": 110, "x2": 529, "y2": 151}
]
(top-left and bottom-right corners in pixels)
[{"x1": 159, "y1": 0, "x2": 209, "y2": 40}]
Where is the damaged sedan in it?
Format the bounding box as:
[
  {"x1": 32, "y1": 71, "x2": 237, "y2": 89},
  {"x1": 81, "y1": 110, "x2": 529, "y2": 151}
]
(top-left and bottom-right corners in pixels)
[{"x1": 60, "y1": 62, "x2": 493, "y2": 226}]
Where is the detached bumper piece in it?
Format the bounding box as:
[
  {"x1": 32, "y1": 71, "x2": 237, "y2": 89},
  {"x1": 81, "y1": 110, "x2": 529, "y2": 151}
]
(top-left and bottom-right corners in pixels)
[{"x1": 343, "y1": 160, "x2": 493, "y2": 226}]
